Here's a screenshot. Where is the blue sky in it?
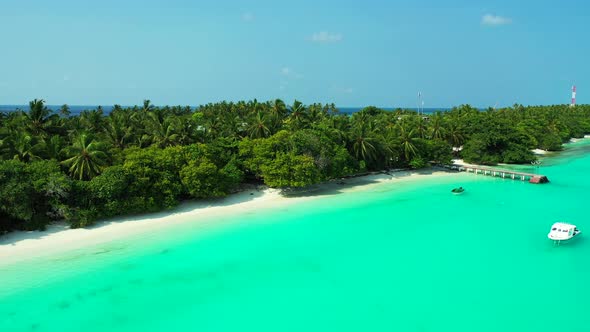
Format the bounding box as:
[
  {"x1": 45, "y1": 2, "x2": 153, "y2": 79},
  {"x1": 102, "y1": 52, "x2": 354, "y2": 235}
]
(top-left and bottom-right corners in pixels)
[{"x1": 0, "y1": 0, "x2": 588, "y2": 108}]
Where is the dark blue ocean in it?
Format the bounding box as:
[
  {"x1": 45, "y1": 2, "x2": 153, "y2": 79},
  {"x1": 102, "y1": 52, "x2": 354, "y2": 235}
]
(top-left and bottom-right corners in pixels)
[{"x1": 0, "y1": 105, "x2": 450, "y2": 116}]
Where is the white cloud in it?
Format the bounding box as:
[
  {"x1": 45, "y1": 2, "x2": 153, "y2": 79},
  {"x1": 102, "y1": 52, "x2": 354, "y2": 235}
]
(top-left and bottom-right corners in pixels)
[
  {"x1": 330, "y1": 85, "x2": 354, "y2": 94},
  {"x1": 481, "y1": 14, "x2": 512, "y2": 26},
  {"x1": 242, "y1": 12, "x2": 254, "y2": 22},
  {"x1": 310, "y1": 31, "x2": 343, "y2": 43},
  {"x1": 280, "y1": 67, "x2": 303, "y2": 79}
]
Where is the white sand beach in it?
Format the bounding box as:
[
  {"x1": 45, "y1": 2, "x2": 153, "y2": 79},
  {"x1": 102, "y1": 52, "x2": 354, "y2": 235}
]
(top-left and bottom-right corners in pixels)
[
  {"x1": 568, "y1": 135, "x2": 590, "y2": 143},
  {"x1": 0, "y1": 169, "x2": 459, "y2": 266},
  {"x1": 451, "y1": 159, "x2": 480, "y2": 168},
  {"x1": 532, "y1": 148, "x2": 549, "y2": 155}
]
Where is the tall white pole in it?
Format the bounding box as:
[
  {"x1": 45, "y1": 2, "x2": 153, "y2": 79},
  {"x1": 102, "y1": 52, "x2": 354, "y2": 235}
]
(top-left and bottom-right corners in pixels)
[
  {"x1": 571, "y1": 85, "x2": 576, "y2": 107},
  {"x1": 422, "y1": 98, "x2": 425, "y2": 115},
  {"x1": 418, "y1": 91, "x2": 423, "y2": 115}
]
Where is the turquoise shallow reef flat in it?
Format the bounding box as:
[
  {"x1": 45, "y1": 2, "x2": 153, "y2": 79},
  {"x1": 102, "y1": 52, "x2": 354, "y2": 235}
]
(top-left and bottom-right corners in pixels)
[{"x1": 2, "y1": 143, "x2": 590, "y2": 331}]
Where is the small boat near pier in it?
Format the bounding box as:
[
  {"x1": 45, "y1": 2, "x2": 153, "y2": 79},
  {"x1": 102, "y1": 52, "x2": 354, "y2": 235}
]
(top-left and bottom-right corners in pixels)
[{"x1": 451, "y1": 187, "x2": 465, "y2": 195}]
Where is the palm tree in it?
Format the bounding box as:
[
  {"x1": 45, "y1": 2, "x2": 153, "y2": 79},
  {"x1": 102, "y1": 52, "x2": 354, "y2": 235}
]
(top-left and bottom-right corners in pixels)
[
  {"x1": 9, "y1": 132, "x2": 43, "y2": 162},
  {"x1": 0, "y1": 138, "x2": 8, "y2": 160},
  {"x1": 175, "y1": 116, "x2": 198, "y2": 145},
  {"x1": 41, "y1": 135, "x2": 65, "y2": 160},
  {"x1": 135, "y1": 134, "x2": 153, "y2": 148},
  {"x1": 414, "y1": 116, "x2": 428, "y2": 139},
  {"x1": 349, "y1": 122, "x2": 378, "y2": 164},
  {"x1": 286, "y1": 100, "x2": 308, "y2": 131},
  {"x1": 62, "y1": 133, "x2": 109, "y2": 180},
  {"x1": 147, "y1": 112, "x2": 179, "y2": 147},
  {"x1": 79, "y1": 109, "x2": 104, "y2": 133},
  {"x1": 397, "y1": 124, "x2": 418, "y2": 161},
  {"x1": 104, "y1": 111, "x2": 133, "y2": 149},
  {"x1": 126, "y1": 100, "x2": 154, "y2": 140},
  {"x1": 429, "y1": 113, "x2": 445, "y2": 140},
  {"x1": 59, "y1": 104, "x2": 71, "y2": 118},
  {"x1": 247, "y1": 111, "x2": 271, "y2": 138},
  {"x1": 141, "y1": 99, "x2": 155, "y2": 113},
  {"x1": 216, "y1": 106, "x2": 244, "y2": 140},
  {"x1": 268, "y1": 99, "x2": 287, "y2": 131},
  {"x1": 203, "y1": 116, "x2": 224, "y2": 142},
  {"x1": 445, "y1": 121, "x2": 465, "y2": 148},
  {"x1": 269, "y1": 99, "x2": 287, "y2": 119},
  {"x1": 247, "y1": 99, "x2": 262, "y2": 116},
  {"x1": 308, "y1": 103, "x2": 327, "y2": 124},
  {"x1": 320, "y1": 116, "x2": 349, "y2": 146},
  {"x1": 324, "y1": 103, "x2": 339, "y2": 115},
  {"x1": 26, "y1": 99, "x2": 53, "y2": 137}
]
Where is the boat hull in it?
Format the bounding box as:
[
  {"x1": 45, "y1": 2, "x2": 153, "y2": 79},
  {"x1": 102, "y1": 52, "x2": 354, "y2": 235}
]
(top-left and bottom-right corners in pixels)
[{"x1": 548, "y1": 232, "x2": 581, "y2": 244}]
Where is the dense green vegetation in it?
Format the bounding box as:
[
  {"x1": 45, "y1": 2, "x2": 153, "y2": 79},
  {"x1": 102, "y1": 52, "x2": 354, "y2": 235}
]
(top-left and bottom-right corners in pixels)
[{"x1": 1, "y1": 99, "x2": 589, "y2": 232}]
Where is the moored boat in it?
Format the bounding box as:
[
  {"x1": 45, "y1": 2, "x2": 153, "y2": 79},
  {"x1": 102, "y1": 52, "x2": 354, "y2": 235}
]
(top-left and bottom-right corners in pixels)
[
  {"x1": 548, "y1": 222, "x2": 581, "y2": 245},
  {"x1": 451, "y1": 187, "x2": 465, "y2": 194}
]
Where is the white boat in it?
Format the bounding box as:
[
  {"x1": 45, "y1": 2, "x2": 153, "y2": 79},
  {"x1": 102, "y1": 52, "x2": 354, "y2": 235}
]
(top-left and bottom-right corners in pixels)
[{"x1": 548, "y1": 222, "x2": 581, "y2": 245}]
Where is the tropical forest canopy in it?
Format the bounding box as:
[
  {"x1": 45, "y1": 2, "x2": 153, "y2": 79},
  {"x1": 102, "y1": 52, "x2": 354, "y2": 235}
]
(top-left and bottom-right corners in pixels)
[{"x1": 1, "y1": 99, "x2": 589, "y2": 232}]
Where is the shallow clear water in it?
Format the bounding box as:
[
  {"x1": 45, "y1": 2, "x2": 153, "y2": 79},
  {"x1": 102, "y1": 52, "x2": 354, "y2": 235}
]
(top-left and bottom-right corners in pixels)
[{"x1": 2, "y1": 142, "x2": 590, "y2": 332}]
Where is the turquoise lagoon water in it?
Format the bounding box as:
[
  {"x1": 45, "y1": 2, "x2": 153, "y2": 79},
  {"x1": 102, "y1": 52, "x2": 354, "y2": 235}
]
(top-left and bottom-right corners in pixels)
[{"x1": 2, "y1": 143, "x2": 590, "y2": 331}]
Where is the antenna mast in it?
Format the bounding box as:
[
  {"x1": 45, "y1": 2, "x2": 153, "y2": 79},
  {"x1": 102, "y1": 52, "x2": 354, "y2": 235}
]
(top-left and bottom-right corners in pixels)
[
  {"x1": 418, "y1": 91, "x2": 423, "y2": 115},
  {"x1": 571, "y1": 85, "x2": 576, "y2": 107}
]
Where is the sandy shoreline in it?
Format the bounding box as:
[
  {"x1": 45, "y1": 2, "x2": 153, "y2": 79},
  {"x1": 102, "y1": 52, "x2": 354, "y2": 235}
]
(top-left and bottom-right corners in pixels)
[
  {"x1": 532, "y1": 148, "x2": 549, "y2": 155},
  {"x1": 0, "y1": 169, "x2": 460, "y2": 267}
]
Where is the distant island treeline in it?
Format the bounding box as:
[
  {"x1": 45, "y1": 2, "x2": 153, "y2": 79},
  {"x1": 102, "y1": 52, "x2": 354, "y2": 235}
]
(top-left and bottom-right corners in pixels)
[
  {"x1": 1, "y1": 98, "x2": 588, "y2": 233},
  {"x1": 0, "y1": 105, "x2": 451, "y2": 115}
]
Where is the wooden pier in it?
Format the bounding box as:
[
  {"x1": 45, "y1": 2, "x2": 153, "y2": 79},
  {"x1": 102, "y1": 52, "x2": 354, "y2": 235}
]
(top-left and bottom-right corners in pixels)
[{"x1": 447, "y1": 164, "x2": 549, "y2": 184}]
